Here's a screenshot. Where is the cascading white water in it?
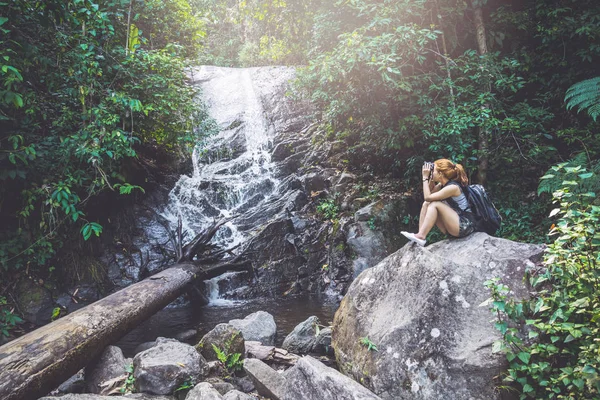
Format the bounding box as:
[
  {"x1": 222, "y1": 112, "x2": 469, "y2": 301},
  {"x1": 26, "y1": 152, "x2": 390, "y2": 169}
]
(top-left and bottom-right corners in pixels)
[
  {"x1": 162, "y1": 66, "x2": 280, "y2": 250},
  {"x1": 161, "y1": 66, "x2": 287, "y2": 303}
]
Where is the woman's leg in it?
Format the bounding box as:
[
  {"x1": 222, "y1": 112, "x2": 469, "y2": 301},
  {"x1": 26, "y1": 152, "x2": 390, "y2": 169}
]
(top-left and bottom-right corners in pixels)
[
  {"x1": 415, "y1": 201, "x2": 459, "y2": 239},
  {"x1": 419, "y1": 201, "x2": 448, "y2": 234}
]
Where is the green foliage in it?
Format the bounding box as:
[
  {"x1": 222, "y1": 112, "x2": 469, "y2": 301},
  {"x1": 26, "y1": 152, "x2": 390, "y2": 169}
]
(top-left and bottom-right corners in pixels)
[
  {"x1": 51, "y1": 307, "x2": 62, "y2": 321},
  {"x1": 565, "y1": 77, "x2": 600, "y2": 121},
  {"x1": 0, "y1": 296, "x2": 23, "y2": 337},
  {"x1": 538, "y1": 153, "x2": 600, "y2": 197},
  {"x1": 316, "y1": 199, "x2": 339, "y2": 221},
  {"x1": 367, "y1": 216, "x2": 377, "y2": 230},
  {"x1": 485, "y1": 164, "x2": 600, "y2": 398},
  {"x1": 359, "y1": 336, "x2": 378, "y2": 352},
  {"x1": 211, "y1": 344, "x2": 244, "y2": 372},
  {"x1": 174, "y1": 376, "x2": 196, "y2": 393},
  {"x1": 120, "y1": 363, "x2": 136, "y2": 394},
  {"x1": 0, "y1": 0, "x2": 213, "y2": 277}
]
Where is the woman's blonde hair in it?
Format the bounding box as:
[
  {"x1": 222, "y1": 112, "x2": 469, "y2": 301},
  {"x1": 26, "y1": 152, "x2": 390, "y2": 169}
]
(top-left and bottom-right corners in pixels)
[{"x1": 434, "y1": 158, "x2": 468, "y2": 186}]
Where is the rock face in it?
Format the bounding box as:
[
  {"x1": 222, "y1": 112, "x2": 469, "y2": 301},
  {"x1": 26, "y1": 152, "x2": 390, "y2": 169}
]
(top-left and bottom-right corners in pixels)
[
  {"x1": 133, "y1": 337, "x2": 208, "y2": 395},
  {"x1": 332, "y1": 233, "x2": 544, "y2": 400},
  {"x1": 283, "y1": 356, "x2": 382, "y2": 400},
  {"x1": 229, "y1": 311, "x2": 276, "y2": 346}
]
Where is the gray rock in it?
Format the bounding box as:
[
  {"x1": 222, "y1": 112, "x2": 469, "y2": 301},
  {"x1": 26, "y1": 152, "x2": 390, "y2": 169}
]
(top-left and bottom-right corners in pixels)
[
  {"x1": 355, "y1": 201, "x2": 378, "y2": 222},
  {"x1": 245, "y1": 340, "x2": 275, "y2": 360},
  {"x1": 134, "y1": 337, "x2": 208, "y2": 395},
  {"x1": 332, "y1": 233, "x2": 544, "y2": 399},
  {"x1": 185, "y1": 382, "x2": 223, "y2": 400},
  {"x1": 281, "y1": 316, "x2": 319, "y2": 354},
  {"x1": 282, "y1": 356, "x2": 381, "y2": 400},
  {"x1": 230, "y1": 376, "x2": 254, "y2": 393},
  {"x1": 243, "y1": 358, "x2": 285, "y2": 400},
  {"x1": 302, "y1": 172, "x2": 328, "y2": 193},
  {"x1": 229, "y1": 311, "x2": 276, "y2": 346},
  {"x1": 54, "y1": 369, "x2": 85, "y2": 394},
  {"x1": 197, "y1": 323, "x2": 244, "y2": 362},
  {"x1": 222, "y1": 390, "x2": 256, "y2": 400},
  {"x1": 85, "y1": 345, "x2": 128, "y2": 394},
  {"x1": 204, "y1": 378, "x2": 235, "y2": 396},
  {"x1": 39, "y1": 395, "x2": 174, "y2": 400}
]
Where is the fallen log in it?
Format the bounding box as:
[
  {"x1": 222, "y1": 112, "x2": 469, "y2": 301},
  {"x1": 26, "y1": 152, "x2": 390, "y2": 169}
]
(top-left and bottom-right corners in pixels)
[{"x1": 0, "y1": 260, "x2": 250, "y2": 400}]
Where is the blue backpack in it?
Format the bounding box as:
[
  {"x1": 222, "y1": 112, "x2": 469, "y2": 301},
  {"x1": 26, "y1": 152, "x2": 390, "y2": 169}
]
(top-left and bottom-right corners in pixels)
[{"x1": 463, "y1": 184, "x2": 502, "y2": 235}]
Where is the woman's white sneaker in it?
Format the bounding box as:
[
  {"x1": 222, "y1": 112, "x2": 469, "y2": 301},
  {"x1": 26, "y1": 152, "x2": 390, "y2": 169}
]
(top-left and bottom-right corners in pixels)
[{"x1": 401, "y1": 231, "x2": 426, "y2": 247}]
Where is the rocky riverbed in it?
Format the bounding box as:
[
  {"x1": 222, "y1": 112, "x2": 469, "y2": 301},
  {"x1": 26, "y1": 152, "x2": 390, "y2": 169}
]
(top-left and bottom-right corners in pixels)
[{"x1": 39, "y1": 233, "x2": 543, "y2": 400}]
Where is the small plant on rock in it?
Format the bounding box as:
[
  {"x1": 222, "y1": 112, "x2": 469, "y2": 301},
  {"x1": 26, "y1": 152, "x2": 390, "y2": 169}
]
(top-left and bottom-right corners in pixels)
[
  {"x1": 120, "y1": 364, "x2": 135, "y2": 394},
  {"x1": 212, "y1": 344, "x2": 244, "y2": 372},
  {"x1": 316, "y1": 199, "x2": 339, "y2": 220},
  {"x1": 359, "y1": 336, "x2": 378, "y2": 352}
]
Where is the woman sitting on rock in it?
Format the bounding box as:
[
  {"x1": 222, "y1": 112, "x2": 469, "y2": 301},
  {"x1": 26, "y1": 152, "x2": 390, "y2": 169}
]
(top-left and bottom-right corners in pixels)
[{"x1": 401, "y1": 159, "x2": 475, "y2": 246}]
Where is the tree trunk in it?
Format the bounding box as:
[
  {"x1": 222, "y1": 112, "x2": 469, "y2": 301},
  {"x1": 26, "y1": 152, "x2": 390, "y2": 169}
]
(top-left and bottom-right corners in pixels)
[
  {"x1": 472, "y1": 2, "x2": 490, "y2": 185},
  {"x1": 0, "y1": 260, "x2": 250, "y2": 400}
]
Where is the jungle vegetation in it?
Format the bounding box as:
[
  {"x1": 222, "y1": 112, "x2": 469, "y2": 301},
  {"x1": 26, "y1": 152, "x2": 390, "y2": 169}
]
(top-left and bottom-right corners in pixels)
[{"x1": 1, "y1": 0, "x2": 599, "y2": 397}]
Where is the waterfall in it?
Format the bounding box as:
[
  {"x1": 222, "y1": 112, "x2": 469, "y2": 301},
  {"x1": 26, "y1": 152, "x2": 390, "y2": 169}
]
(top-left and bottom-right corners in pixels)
[
  {"x1": 161, "y1": 66, "x2": 292, "y2": 302},
  {"x1": 163, "y1": 67, "x2": 280, "y2": 248}
]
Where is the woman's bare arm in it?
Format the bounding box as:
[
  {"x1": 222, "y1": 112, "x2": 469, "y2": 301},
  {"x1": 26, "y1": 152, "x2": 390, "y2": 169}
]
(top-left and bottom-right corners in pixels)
[{"x1": 423, "y1": 183, "x2": 460, "y2": 202}]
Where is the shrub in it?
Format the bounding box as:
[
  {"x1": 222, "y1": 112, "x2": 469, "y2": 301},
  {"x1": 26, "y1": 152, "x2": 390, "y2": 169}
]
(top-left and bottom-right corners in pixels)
[{"x1": 485, "y1": 161, "x2": 600, "y2": 398}]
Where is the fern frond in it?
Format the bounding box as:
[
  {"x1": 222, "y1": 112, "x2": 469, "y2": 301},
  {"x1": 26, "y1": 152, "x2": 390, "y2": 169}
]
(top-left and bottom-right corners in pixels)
[{"x1": 565, "y1": 77, "x2": 600, "y2": 121}]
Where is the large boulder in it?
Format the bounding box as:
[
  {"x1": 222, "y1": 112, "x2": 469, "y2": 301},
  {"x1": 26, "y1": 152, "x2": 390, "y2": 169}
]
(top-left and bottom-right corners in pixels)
[
  {"x1": 332, "y1": 233, "x2": 544, "y2": 399},
  {"x1": 197, "y1": 323, "x2": 245, "y2": 362},
  {"x1": 133, "y1": 337, "x2": 209, "y2": 395},
  {"x1": 228, "y1": 311, "x2": 276, "y2": 346},
  {"x1": 282, "y1": 356, "x2": 381, "y2": 400}
]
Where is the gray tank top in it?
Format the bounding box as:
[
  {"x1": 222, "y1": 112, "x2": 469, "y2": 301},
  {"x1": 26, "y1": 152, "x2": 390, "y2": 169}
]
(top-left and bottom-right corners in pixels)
[{"x1": 444, "y1": 181, "x2": 471, "y2": 213}]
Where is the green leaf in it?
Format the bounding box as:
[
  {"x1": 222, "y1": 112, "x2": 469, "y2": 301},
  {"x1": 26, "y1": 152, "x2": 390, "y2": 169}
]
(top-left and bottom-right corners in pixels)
[
  {"x1": 0, "y1": 17, "x2": 8, "y2": 26},
  {"x1": 582, "y1": 365, "x2": 596, "y2": 374},
  {"x1": 517, "y1": 352, "x2": 531, "y2": 364},
  {"x1": 528, "y1": 331, "x2": 539, "y2": 339}
]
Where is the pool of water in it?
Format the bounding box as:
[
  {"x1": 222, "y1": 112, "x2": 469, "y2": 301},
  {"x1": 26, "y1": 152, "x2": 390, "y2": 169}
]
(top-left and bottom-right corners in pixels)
[{"x1": 117, "y1": 294, "x2": 339, "y2": 356}]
